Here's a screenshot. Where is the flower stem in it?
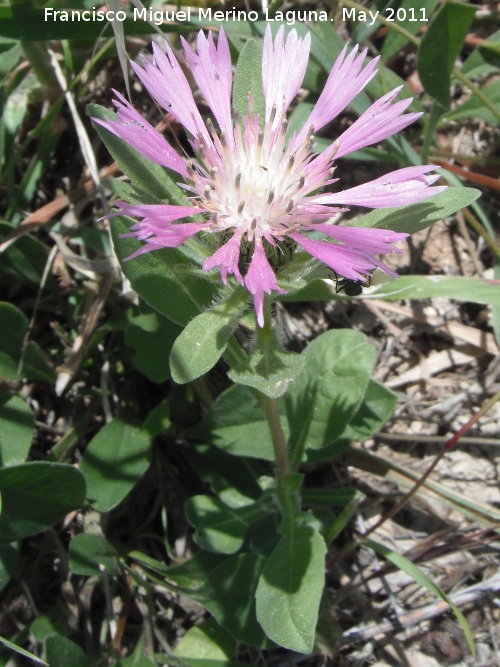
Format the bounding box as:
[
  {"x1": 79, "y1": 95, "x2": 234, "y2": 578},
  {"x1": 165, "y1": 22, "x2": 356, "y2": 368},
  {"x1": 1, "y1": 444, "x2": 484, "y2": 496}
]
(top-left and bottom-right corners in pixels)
[
  {"x1": 421, "y1": 101, "x2": 443, "y2": 164},
  {"x1": 258, "y1": 296, "x2": 297, "y2": 532},
  {"x1": 261, "y1": 393, "x2": 290, "y2": 488}
]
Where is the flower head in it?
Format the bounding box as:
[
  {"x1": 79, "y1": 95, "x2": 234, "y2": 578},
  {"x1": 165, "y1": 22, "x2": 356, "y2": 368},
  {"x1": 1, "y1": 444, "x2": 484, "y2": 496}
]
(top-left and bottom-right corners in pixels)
[{"x1": 94, "y1": 26, "x2": 445, "y2": 326}]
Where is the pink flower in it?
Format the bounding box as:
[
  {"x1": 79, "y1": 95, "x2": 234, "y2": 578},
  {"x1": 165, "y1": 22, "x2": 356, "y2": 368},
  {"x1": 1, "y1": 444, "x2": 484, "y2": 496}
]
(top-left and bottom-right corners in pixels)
[{"x1": 94, "y1": 26, "x2": 445, "y2": 327}]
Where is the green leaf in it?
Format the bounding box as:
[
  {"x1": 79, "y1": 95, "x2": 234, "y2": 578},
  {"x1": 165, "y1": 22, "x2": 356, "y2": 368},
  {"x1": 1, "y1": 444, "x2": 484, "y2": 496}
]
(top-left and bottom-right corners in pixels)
[
  {"x1": 111, "y1": 218, "x2": 216, "y2": 327},
  {"x1": 285, "y1": 330, "x2": 375, "y2": 466},
  {"x1": 306, "y1": 380, "x2": 397, "y2": 463},
  {"x1": 170, "y1": 289, "x2": 247, "y2": 384},
  {"x1": 418, "y1": 1, "x2": 476, "y2": 108},
  {"x1": 115, "y1": 635, "x2": 157, "y2": 667},
  {"x1": 69, "y1": 534, "x2": 118, "y2": 576},
  {"x1": 185, "y1": 495, "x2": 268, "y2": 554},
  {"x1": 0, "y1": 544, "x2": 19, "y2": 593},
  {"x1": 178, "y1": 442, "x2": 265, "y2": 502},
  {"x1": 0, "y1": 635, "x2": 47, "y2": 665},
  {"x1": 381, "y1": 0, "x2": 439, "y2": 61},
  {"x1": 232, "y1": 39, "x2": 265, "y2": 127},
  {"x1": 30, "y1": 611, "x2": 67, "y2": 643},
  {"x1": 187, "y1": 385, "x2": 277, "y2": 461},
  {"x1": 350, "y1": 188, "x2": 481, "y2": 235},
  {"x1": 0, "y1": 394, "x2": 33, "y2": 466},
  {"x1": 147, "y1": 548, "x2": 271, "y2": 648},
  {"x1": 228, "y1": 346, "x2": 305, "y2": 399},
  {"x1": 0, "y1": 462, "x2": 86, "y2": 544},
  {"x1": 90, "y1": 104, "x2": 188, "y2": 205},
  {"x1": 79, "y1": 419, "x2": 151, "y2": 512},
  {"x1": 125, "y1": 312, "x2": 182, "y2": 383},
  {"x1": 45, "y1": 636, "x2": 88, "y2": 667},
  {"x1": 365, "y1": 539, "x2": 475, "y2": 655},
  {"x1": 256, "y1": 525, "x2": 326, "y2": 653},
  {"x1": 445, "y1": 80, "x2": 500, "y2": 123},
  {"x1": 0, "y1": 302, "x2": 55, "y2": 382},
  {"x1": 173, "y1": 618, "x2": 236, "y2": 661},
  {"x1": 370, "y1": 275, "x2": 500, "y2": 308},
  {"x1": 160, "y1": 659, "x2": 249, "y2": 667},
  {"x1": 143, "y1": 400, "x2": 171, "y2": 439},
  {"x1": 0, "y1": 222, "x2": 58, "y2": 288},
  {"x1": 461, "y1": 29, "x2": 500, "y2": 77},
  {"x1": 198, "y1": 553, "x2": 272, "y2": 648}
]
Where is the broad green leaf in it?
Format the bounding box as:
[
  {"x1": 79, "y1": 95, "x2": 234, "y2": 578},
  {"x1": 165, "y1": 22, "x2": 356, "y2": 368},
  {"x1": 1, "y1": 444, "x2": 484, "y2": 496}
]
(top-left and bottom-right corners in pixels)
[
  {"x1": 187, "y1": 385, "x2": 277, "y2": 461},
  {"x1": 79, "y1": 419, "x2": 151, "y2": 512},
  {"x1": 461, "y1": 29, "x2": 500, "y2": 77},
  {"x1": 381, "y1": 0, "x2": 440, "y2": 61},
  {"x1": 370, "y1": 275, "x2": 500, "y2": 308},
  {"x1": 132, "y1": 549, "x2": 272, "y2": 647},
  {"x1": 0, "y1": 544, "x2": 18, "y2": 593},
  {"x1": 286, "y1": 330, "x2": 375, "y2": 466},
  {"x1": 256, "y1": 525, "x2": 326, "y2": 653},
  {"x1": 125, "y1": 312, "x2": 182, "y2": 384},
  {"x1": 30, "y1": 613, "x2": 66, "y2": 643},
  {"x1": 142, "y1": 399, "x2": 171, "y2": 439},
  {"x1": 45, "y1": 636, "x2": 88, "y2": 667},
  {"x1": 341, "y1": 380, "x2": 397, "y2": 442},
  {"x1": 0, "y1": 302, "x2": 55, "y2": 382},
  {"x1": 170, "y1": 289, "x2": 248, "y2": 384},
  {"x1": 418, "y1": 1, "x2": 476, "y2": 108},
  {"x1": 185, "y1": 495, "x2": 268, "y2": 554},
  {"x1": 90, "y1": 104, "x2": 188, "y2": 205},
  {"x1": 0, "y1": 462, "x2": 86, "y2": 544},
  {"x1": 173, "y1": 618, "x2": 236, "y2": 661},
  {"x1": 366, "y1": 539, "x2": 474, "y2": 655},
  {"x1": 198, "y1": 553, "x2": 272, "y2": 648},
  {"x1": 69, "y1": 534, "x2": 118, "y2": 576},
  {"x1": 0, "y1": 394, "x2": 33, "y2": 466},
  {"x1": 178, "y1": 442, "x2": 265, "y2": 502},
  {"x1": 0, "y1": 42, "x2": 21, "y2": 80},
  {"x1": 115, "y1": 635, "x2": 156, "y2": 667},
  {"x1": 100, "y1": 179, "x2": 162, "y2": 206},
  {"x1": 242, "y1": 513, "x2": 282, "y2": 557},
  {"x1": 228, "y1": 346, "x2": 305, "y2": 399},
  {"x1": 350, "y1": 188, "x2": 481, "y2": 235},
  {"x1": 306, "y1": 380, "x2": 397, "y2": 463},
  {"x1": 232, "y1": 39, "x2": 265, "y2": 127},
  {"x1": 445, "y1": 80, "x2": 500, "y2": 123},
  {"x1": 111, "y1": 217, "x2": 216, "y2": 327},
  {"x1": 0, "y1": 222, "x2": 58, "y2": 288}
]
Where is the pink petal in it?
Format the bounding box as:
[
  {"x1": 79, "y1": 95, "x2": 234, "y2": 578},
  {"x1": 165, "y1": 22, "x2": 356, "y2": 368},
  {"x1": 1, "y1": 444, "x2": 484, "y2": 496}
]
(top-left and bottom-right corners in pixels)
[
  {"x1": 312, "y1": 166, "x2": 446, "y2": 208},
  {"x1": 131, "y1": 41, "x2": 211, "y2": 145},
  {"x1": 181, "y1": 29, "x2": 233, "y2": 144},
  {"x1": 289, "y1": 232, "x2": 378, "y2": 281},
  {"x1": 335, "y1": 88, "x2": 422, "y2": 158},
  {"x1": 124, "y1": 222, "x2": 209, "y2": 259},
  {"x1": 115, "y1": 203, "x2": 201, "y2": 223},
  {"x1": 292, "y1": 45, "x2": 379, "y2": 148},
  {"x1": 203, "y1": 231, "x2": 244, "y2": 285},
  {"x1": 313, "y1": 224, "x2": 408, "y2": 254},
  {"x1": 262, "y1": 25, "x2": 311, "y2": 129},
  {"x1": 244, "y1": 238, "x2": 285, "y2": 327},
  {"x1": 92, "y1": 91, "x2": 188, "y2": 177}
]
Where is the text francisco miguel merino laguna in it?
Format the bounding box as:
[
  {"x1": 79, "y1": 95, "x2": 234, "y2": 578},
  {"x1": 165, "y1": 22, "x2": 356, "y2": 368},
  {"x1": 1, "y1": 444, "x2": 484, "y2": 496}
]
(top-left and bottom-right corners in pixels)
[{"x1": 44, "y1": 6, "x2": 334, "y2": 25}]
